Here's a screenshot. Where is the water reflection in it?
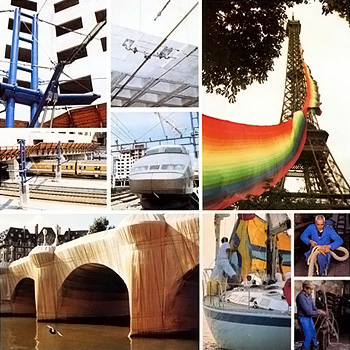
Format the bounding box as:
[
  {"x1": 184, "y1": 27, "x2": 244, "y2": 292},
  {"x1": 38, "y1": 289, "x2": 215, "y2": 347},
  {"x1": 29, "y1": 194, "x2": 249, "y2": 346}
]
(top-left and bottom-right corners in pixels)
[{"x1": 0, "y1": 318, "x2": 198, "y2": 350}]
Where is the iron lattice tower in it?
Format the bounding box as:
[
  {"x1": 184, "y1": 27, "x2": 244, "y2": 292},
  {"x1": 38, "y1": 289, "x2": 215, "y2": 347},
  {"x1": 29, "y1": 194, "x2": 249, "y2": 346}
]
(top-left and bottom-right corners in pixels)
[{"x1": 279, "y1": 19, "x2": 350, "y2": 207}]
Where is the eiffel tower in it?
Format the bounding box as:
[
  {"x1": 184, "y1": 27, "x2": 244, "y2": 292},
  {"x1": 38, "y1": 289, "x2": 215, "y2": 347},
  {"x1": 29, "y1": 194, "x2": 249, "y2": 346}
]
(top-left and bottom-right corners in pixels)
[{"x1": 278, "y1": 18, "x2": 350, "y2": 208}]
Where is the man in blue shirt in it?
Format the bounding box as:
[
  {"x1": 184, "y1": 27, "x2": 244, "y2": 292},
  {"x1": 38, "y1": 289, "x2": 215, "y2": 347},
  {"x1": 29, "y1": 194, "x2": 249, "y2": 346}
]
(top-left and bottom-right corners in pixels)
[
  {"x1": 300, "y1": 215, "x2": 343, "y2": 275},
  {"x1": 296, "y1": 281, "x2": 326, "y2": 350}
]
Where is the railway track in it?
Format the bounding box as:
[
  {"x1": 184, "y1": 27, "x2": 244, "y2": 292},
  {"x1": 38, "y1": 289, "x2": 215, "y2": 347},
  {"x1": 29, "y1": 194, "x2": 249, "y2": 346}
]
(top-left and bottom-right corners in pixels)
[
  {"x1": 0, "y1": 182, "x2": 106, "y2": 205},
  {"x1": 111, "y1": 189, "x2": 141, "y2": 210},
  {"x1": 111, "y1": 188, "x2": 199, "y2": 210}
]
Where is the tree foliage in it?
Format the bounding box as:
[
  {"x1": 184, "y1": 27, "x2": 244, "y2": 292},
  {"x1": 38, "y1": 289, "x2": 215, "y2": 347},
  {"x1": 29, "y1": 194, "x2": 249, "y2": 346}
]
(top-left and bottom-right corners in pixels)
[
  {"x1": 320, "y1": 0, "x2": 350, "y2": 24},
  {"x1": 231, "y1": 180, "x2": 347, "y2": 210},
  {"x1": 89, "y1": 217, "x2": 110, "y2": 234},
  {"x1": 203, "y1": 0, "x2": 349, "y2": 103}
]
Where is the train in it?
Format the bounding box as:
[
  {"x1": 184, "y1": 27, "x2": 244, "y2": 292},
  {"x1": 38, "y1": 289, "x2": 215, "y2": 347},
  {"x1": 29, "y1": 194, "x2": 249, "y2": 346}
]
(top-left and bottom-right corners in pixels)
[
  {"x1": 28, "y1": 159, "x2": 107, "y2": 178},
  {"x1": 129, "y1": 145, "x2": 194, "y2": 209}
]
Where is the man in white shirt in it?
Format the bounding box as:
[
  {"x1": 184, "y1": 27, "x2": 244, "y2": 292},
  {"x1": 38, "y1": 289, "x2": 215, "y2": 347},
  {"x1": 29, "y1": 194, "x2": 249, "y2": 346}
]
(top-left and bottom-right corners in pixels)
[{"x1": 210, "y1": 237, "x2": 236, "y2": 280}]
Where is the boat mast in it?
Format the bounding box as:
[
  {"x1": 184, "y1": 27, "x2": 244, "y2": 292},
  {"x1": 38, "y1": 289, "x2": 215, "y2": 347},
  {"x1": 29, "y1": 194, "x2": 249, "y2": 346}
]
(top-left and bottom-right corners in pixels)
[
  {"x1": 214, "y1": 214, "x2": 230, "y2": 260},
  {"x1": 266, "y1": 214, "x2": 276, "y2": 282}
]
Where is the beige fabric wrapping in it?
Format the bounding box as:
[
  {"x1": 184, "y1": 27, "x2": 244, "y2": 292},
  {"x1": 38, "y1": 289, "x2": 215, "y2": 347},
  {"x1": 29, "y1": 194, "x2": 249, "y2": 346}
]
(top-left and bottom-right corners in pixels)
[{"x1": 0, "y1": 214, "x2": 199, "y2": 336}]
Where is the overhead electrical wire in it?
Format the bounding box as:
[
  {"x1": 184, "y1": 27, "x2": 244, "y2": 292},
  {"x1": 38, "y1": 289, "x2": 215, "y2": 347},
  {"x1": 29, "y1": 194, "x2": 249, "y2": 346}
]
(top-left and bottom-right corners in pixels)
[
  {"x1": 37, "y1": 0, "x2": 49, "y2": 15},
  {"x1": 111, "y1": 1, "x2": 198, "y2": 101},
  {"x1": 22, "y1": 20, "x2": 56, "y2": 66},
  {"x1": 112, "y1": 120, "x2": 132, "y2": 142},
  {"x1": 114, "y1": 117, "x2": 137, "y2": 141},
  {"x1": 123, "y1": 46, "x2": 198, "y2": 107},
  {"x1": 111, "y1": 117, "x2": 136, "y2": 143},
  {"x1": 154, "y1": 0, "x2": 172, "y2": 21},
  {"x1": 136, "y1": 113, "x2": 178, "y2": 142}
]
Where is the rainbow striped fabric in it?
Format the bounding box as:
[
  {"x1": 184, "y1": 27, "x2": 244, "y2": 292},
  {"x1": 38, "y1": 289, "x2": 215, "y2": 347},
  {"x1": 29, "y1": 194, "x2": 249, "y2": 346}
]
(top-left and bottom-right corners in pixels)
[{"x1": 203, "y1": 59, "x2": 321, "y2": 209}]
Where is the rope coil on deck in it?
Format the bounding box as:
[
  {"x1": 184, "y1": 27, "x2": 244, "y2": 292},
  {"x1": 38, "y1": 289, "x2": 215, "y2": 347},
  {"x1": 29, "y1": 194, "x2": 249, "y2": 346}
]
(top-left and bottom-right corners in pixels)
[{"x1": 307, "y1": 246, "x2": 349, "y2": 276}]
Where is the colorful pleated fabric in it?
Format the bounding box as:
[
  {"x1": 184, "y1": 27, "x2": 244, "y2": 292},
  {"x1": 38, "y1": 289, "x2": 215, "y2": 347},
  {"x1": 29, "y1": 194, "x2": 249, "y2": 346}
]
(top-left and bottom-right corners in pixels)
[
  {"x1": 230, "y1": 215, "x2": 291, "y2": 279},
  {"x1": 203, "y1": 57, "x2": 321, "y2": 210},
  {"x1": 203, "y1": 111, "x2": 307, "y2": 209}
]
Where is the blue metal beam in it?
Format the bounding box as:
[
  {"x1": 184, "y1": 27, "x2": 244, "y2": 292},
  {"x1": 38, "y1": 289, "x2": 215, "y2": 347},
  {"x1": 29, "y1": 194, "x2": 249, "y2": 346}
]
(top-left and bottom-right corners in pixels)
[
  {"x1": 5, "y1": 8, "x2": 21, "y2": 128},
  {"x1": 30, "y1": 14, "x2": 39, "y2": 127}
]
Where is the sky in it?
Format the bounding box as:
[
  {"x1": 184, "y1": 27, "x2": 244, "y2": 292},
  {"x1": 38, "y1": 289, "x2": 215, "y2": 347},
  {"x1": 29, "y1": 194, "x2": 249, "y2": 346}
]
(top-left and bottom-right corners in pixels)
[
  {"x1": 202, "y1": 1, "x2": 350, "y2": 183},
  {"x1": 0, "y1": 213, "x2": 129, "y2": 235}
]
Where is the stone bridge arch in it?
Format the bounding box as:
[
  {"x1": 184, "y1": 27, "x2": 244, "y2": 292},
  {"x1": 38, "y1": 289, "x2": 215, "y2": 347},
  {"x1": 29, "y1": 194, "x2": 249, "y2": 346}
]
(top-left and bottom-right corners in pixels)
[
  {"x1": 56, "y1": 263, "x2": 129, "y2": 324},
  {"x1": 11, "y1": 277, "x2": 35, "y2": 315}
]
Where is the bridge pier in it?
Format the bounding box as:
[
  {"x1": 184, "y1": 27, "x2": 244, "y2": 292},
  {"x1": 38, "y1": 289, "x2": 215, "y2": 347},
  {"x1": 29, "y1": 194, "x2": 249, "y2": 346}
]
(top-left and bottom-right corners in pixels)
[{"x1": 28, "y1": 246, "x2": 58, "y2": 320}]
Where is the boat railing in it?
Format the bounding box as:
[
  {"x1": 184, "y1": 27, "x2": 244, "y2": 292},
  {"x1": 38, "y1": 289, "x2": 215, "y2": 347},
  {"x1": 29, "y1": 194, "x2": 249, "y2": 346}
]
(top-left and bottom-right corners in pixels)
[{"x1": 203, "y1": 268, "x2": 244, "y2": 308}]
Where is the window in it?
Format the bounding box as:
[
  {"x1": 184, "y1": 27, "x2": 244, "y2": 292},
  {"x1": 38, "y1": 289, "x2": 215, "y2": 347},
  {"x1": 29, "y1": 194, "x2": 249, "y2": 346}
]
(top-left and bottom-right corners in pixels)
[
  {"x1": 2, "y1": 77, "x2": 30, "y2": 89},
  {"x1": 101, "y1": 37, "x2": 107, "y2": 52},
  {"x1": 11, "y1": 0, "x2": 37, "y2": 12},
  {"x1": 54, "y1": 0, "x2": 79, "y2": 13},
  {"x1": 5, "y1": 45, "x2": 31, "y2": 63},
  {"x1": 95, "y1": 9, "x2": 106, "y2": 23},
  {"x1": 56, "y1": 17, "x2": 83, "y2": 37},
  {"x1": 8, "y1": 18, "x2": 32, "y2": 34},
  {"x1": 59, "y1": 75, "x2": 92, "y2": 94},
  {"x1": 57, "y1": 45, "x2": 87, "y2": 63}
]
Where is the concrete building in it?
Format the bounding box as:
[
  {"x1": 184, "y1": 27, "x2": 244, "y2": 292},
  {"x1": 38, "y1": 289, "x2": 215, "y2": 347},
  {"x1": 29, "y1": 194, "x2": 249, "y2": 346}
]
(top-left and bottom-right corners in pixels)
[{"x1": 112, "y1": 144, "x2": 146, "y2": 186}]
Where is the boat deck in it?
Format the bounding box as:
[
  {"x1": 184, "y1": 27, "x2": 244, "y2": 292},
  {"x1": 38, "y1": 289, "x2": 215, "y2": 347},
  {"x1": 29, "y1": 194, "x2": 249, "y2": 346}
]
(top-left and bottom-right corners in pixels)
[{"x1": 203, "y1": 294, "x2": 290, "y2": 317}]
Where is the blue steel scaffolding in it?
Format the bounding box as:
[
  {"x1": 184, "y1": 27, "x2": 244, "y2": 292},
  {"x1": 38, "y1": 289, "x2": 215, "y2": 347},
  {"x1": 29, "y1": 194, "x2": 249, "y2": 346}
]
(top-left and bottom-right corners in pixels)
[{"x1": 1, "y1": 9, "x2": 105, "y2": 128}]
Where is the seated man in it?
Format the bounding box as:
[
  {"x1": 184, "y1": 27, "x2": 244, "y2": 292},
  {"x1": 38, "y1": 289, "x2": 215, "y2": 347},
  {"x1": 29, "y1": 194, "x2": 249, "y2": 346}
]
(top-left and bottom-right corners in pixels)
[{"x1": 300, "y1": 215, "x2": 343, "y2": 275}]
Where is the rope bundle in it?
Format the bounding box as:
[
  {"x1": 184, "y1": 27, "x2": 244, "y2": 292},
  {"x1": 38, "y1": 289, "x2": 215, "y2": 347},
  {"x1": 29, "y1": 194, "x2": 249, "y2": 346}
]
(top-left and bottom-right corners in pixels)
[{"x1": 307, "y1": 245, "x2": 349, "y2": 276}]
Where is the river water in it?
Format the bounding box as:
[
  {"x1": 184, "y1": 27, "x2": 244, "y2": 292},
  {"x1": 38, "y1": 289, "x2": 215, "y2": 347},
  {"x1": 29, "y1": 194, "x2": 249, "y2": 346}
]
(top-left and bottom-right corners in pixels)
[{"x1": 0, "y1": 318, "x2": 199, "y2": 350}]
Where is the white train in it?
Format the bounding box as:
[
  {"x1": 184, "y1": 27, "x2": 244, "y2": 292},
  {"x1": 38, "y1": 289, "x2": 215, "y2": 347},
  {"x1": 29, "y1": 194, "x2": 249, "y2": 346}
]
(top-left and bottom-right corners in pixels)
[{"x1": 129, "y1": 145, "x2": 194, "y2": 209}]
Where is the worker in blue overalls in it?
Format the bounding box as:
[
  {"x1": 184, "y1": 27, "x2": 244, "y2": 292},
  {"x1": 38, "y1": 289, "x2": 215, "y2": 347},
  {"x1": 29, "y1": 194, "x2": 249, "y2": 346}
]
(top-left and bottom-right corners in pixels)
[
  {"x1": 296, "y1": 281, "x2": 326, "y2": 350},
  {"x1": 300, "y1": 215, "x2": 343, "y2": 275}
]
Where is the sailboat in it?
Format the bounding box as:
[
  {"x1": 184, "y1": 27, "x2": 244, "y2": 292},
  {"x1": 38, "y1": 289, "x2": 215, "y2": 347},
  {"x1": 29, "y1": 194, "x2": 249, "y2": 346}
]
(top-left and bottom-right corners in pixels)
[{"x1": 203, "y1": 214, "x2": 292, "y2": 350}]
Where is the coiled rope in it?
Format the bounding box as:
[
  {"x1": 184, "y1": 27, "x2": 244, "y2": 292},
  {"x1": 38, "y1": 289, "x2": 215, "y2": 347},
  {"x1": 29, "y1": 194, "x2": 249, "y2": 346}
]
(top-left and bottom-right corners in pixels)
[{"x1": 307, "y1": 246, "x2": 349, "y2": 276}]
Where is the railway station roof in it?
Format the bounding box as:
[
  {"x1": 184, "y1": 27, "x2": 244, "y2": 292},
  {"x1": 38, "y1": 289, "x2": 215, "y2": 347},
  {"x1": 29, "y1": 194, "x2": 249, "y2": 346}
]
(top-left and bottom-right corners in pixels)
[
  {"x1": 0, "y1": 142, "x2": 100, "y2": 161},
  {"x1": 0, "y1": 104, "x2": 106, "y2": 129},
  {"x1": 43, "y1": 103, "x2": 106, "y2": 128}
]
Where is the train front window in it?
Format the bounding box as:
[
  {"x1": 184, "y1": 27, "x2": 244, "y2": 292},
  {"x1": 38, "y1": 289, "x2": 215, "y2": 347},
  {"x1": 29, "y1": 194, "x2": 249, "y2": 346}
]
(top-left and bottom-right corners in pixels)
[
  {"x1": 145, "y1": 145, "x2": 187, "y2": 155},
  {"x1": 161, "y1": 164, "x2": 185, "y2": 170},
  {"x1": 131, "y1": 166, "x2": 148, "y2": 172}
]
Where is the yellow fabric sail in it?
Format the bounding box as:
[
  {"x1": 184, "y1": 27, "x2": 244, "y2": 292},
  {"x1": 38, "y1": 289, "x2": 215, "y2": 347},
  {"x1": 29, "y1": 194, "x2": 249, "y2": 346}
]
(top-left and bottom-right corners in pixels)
[{"x1": 230, "y1": 215, "x2": 291, "y2": 279}]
